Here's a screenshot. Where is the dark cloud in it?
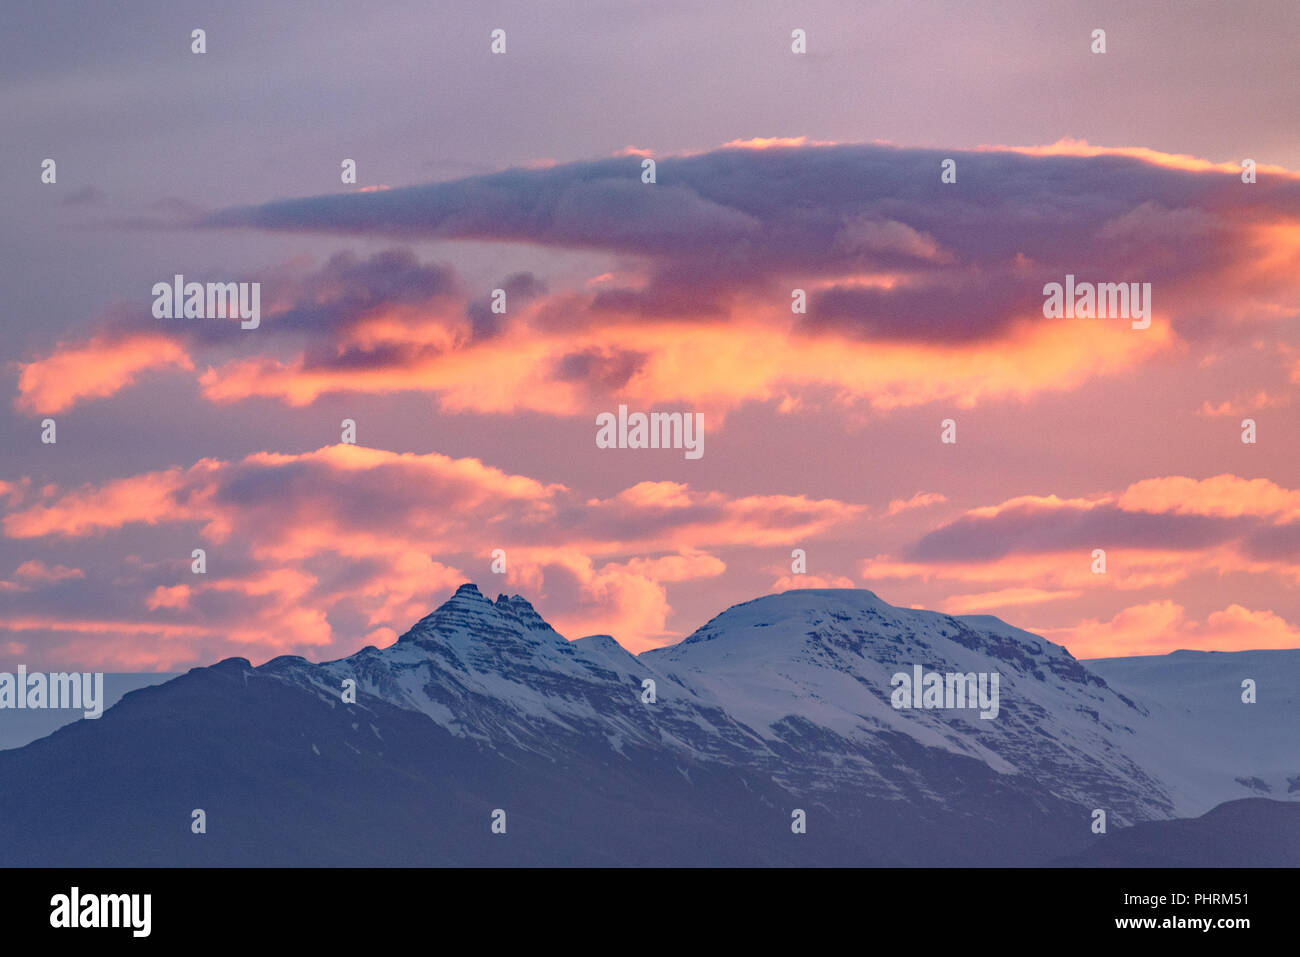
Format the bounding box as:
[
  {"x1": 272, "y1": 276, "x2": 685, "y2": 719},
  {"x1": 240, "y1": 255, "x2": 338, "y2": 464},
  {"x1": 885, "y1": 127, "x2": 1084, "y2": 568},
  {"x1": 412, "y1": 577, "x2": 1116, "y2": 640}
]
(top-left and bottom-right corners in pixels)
[
  {"x1": 466, "y1": 271, "x2": 547, "y2": 340},
  {"x1": 589, "y1": 271, "x2": 730, "y2": 319},
  {"x1": 552, "y1": 348, "x2": 646, "y2": 390},
  {"x1": 115, "y1": 247, "x2": 461, "y2": 348},
  {"x1": 1242, "y1": 521, "x2": 1300, "y2": 562},
  {"x1": 905, "y1": 503, "x2": 1251, "y2": 563},
  {"x1": 266, "y1": 248, "x2": 459, "y2": 337},
  {"x1": 204, "y1": 143, "x2": 1300, "y2": 341},
  {"x1": 807, "y1": 273, "x2": 1040, "y2": 342},
  {"x1": 207, "y1": 165, "x2": 761, "y2": 252}
]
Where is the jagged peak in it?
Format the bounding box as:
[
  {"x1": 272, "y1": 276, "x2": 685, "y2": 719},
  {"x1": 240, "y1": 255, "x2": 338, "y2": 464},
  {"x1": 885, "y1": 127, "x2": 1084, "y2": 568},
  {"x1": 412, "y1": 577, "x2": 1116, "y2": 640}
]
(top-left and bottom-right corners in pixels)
[
  {"x1": 397, "y1": 583, "x2": 559, "y2": 644},
  {"x1": 397, "y1": 582, "x2": 494, "y2": 642},
  {"x1": 495, "y1": 593, "x2": 551, "y2": 630}
]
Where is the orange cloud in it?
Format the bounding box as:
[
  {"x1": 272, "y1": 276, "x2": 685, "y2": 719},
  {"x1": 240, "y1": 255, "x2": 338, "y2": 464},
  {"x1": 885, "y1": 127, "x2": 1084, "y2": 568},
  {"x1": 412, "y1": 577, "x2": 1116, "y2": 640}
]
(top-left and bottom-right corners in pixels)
[
  {"x1": 942, "y1": 587, "x2": 1083, "y2": 615},
  {"x1": 2, "y1": 467, "x2": 201, "y2": 539},
  {"x1": 510, "y1": 549, "x2": 687, "y2": 650},
  {"x1": 621, "y1": 551, "x2": 727, "y2": 583},
  {"x1": 146, "y1": 584, "x2": 191, "y2": 610},
  {"x1": 0, "y1": 616, "x2": 268, "y2": 669},
  {"x1": 977, "y1": 138, "x2": 1300, "y2": 179},
  {"x1": 771, "y1": 573, "x2": 856, "y2": 591},
  {"x1": 865, "y1": 474, "x2": 1300, "y2": 598},
  {"x1": 1, "y1": 445, "x2": 863, "y2": 662},
  {"x1": 1042, "y1": 601, "x2": 1300, "y2": 659},
  {"x1": 15, "y1": 333, "x2": 192, "y2": 413},
  {"x1": 862, "y1": 549, "x2": 1194, "y2": 593},
  {"x1": 192, "y1": 304, "x2": 1175, "y2": 420},
  {"x1": 885, "y1": 492, "x2": 948, "y2": 516},
  {"x1": 719, "y1": 136, "x2": 841, "y2": 151},
  {"x1": 1117, "y1": 474, "x2": 1300, "y2": 521},
  {"x1": 1198, "y1": 390, "x2": 1289, "y2": 418},
  {"x1": 13, "y1": 560, "x2": 84, "y2": 582}
]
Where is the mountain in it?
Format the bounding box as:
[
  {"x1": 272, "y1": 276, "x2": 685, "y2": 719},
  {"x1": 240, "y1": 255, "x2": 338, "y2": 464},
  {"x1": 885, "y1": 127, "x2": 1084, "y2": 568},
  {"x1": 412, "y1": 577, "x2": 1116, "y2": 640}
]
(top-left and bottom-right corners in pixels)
[
  {"x1": 1086, "y1": 650, "x2": 1300, "y2": 813},
  {"x1": 642, "y1": 590, "x2": 1170, "y2": 824},
  {"x1": 1052, "y1": 798, "x2": 1300, "y2": 867},
  {"x1": 0, "y1": 583, "x2": 1295, "y2": 866},
  {"x1": 0, "y1": 673, "x2": 177, "y2": 751}
]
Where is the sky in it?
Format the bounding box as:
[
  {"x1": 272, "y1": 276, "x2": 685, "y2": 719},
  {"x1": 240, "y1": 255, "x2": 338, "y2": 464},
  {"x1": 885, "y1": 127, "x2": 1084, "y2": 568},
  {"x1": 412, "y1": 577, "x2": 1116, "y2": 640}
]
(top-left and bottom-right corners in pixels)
[{"x1": 2, "y1": 0, "x2": 1299, "y2": 671}]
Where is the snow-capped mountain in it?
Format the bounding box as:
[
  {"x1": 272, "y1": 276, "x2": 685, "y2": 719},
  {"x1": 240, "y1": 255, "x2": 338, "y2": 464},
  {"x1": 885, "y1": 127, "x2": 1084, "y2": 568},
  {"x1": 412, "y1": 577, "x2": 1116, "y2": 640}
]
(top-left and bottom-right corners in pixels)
[
  {"x1": 643, "y1": 589, "x2": 1171, "y2": 824},
  {"x1": 0, "y1": 583, "x2": 1294, "y2": 866},
  {"x1": 1086, "y1": 650, "x2": 1300, "y2": 815},
  {"x1": 266, "y1": 584, "x2": 786, "y2": 770},
  {"x1": 272, "y1": 584, "x2": 1174, "y2": 825}
]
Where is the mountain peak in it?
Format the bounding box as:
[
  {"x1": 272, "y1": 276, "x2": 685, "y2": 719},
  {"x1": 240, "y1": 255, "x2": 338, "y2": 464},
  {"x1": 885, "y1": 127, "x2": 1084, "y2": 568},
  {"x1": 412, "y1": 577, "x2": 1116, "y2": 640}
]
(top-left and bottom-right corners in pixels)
[
  {"x1": 494, "y1": 592, "x2": 550, "y2": 631},
  {"x1": 672, "y1": 586, "x2": 898, "y2": 648},
  {"x1": 396, "y1": 582, "x2": 562, "y2": 646},
  {"x1": 397, "y1": 582, "x2": 494, "y2": 642}
]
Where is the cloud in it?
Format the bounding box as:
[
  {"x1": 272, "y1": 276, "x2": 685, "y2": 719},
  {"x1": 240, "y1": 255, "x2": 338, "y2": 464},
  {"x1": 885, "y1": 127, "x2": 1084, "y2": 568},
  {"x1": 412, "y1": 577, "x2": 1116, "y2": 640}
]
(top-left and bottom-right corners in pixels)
[
  {"x1": 904, "y1": 500, "x2": 1246, "y2": 564},
  {"x1": 0, "y1": 446, "x2": 862, "y2": 662},
  {"x1": 189, "y1": 286, "x2": 1172, "y2": 414},
  {"x1": 771, "y1": 573, "x2": 856, "y2": 591},
  {"x1": 206, "y1": 163, "x2": 764, "y2": 255},
  {"x1": 35, "y1": 139, "x2": 1300, "y2": 416},
  {"x1": 203, "y1": 140, "x2": 1300, "y2": 349},
  {"x1": 0, "y1": 560, "x2": 85, "y2": 594},
  {"x1": 1198, "y1": 390, "x2": 1289, "y2": 417},
  {"x1": 11, "y1": 249, "x2": 467, "y2": 413},
  {"x1": 1116, "y1": 474, "x2": 1300, "y2": 521},
  {"x1": 885, "y1": 491, "x2": 947, "y2": 516},
  {"x1": 942, "y1": 587, "x2": 1082, "y2": 615},
  {"x1": 15, "y1": 332, "x2": 193, "y2": 413},
  {"x1": 3, "y1": 467, "x2": 198, "y2": 539},
  {"x1": 529, "y1": 549, "x2": 728, "y2": 649},
  {"x1": 575, "y1": 482, "x2": 862, "y2": 551},
  {"x1": 14, "y1": 560, "x2": 84, "y2": 582},
  {"x1": 863, "y1": 475, "x2": 1300, "y2": 619},
  {"x1": 1046, "y1": 601, "x2": 1300, "y2": 659}
]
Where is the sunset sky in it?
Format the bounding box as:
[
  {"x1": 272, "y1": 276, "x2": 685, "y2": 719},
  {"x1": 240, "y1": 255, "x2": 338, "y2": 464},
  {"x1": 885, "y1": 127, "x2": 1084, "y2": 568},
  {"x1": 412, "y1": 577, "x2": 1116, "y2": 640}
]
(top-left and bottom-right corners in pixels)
[{"x1": 3, "y1": 0, "x2": 1299, "y2": 671}]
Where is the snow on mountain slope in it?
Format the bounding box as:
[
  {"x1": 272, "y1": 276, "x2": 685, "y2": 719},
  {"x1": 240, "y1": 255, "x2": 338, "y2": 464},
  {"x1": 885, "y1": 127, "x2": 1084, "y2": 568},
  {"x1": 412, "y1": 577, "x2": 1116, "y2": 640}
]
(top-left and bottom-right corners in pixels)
[
  {"x1": 204, "y1": 582, "x2": 1136, "y2": 861},
  {"x1": 1086, "y1": 649, "x2": 1300, "y2": 816},
  {"x1": 245, "y1": 583, "x2": 1210, "y2": 826},
  {"x1": 261, "y1": 584, "x2": 782, "y2": 770},
  {"x1": 4, "y1": 582, "x2": 1290, "y2": 866},
  {"x1": 249, "y1": 583, "x2": 1173, "y2": 825},
  {"x1": 643, "y1": 588, "x2": 1172, "y2": 822},
  {"x1": 71, "y1": 583, "x2": 1278, "y2": 834}
]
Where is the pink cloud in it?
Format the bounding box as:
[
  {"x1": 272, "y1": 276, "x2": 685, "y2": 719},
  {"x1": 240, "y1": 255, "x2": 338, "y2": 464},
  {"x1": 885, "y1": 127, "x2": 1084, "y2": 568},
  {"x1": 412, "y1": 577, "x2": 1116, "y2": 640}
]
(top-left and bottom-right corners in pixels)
[{"x1": 15, "y1": 333, "x2": 192, "y2": 413}]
